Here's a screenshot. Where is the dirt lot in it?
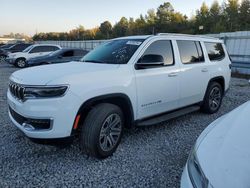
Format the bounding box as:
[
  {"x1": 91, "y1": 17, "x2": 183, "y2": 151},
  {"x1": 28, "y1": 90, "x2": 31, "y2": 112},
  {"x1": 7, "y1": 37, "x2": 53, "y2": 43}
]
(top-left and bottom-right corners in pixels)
[{"x1": 0, "y1": 62, "x2": 250, "y2": 187}]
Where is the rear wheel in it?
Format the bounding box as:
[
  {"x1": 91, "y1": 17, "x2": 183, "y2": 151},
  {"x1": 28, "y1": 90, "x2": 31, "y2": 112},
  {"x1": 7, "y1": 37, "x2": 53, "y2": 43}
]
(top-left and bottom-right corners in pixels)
[
  {"x1": 16, "y1": 58, "x2": 27, "y2": 68},
  {"x1": 201, "y1": 82, "x2": 223, "y2": 114},
  {"x1": 80, "y1": 103, "x2": 124, "y2": 159}
]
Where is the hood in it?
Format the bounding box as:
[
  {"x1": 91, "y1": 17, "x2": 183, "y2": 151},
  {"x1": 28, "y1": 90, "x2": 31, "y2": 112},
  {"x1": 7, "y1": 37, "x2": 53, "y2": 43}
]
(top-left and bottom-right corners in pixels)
[
  {"x1": 197, "y1": 101, "x2": 250, "y2": 188},
  {"x1": 10, "y1": 62, "x2": 120, "y2": 85},
  {"x1": 8, "y1": 52, "x2": 25, "y2": 58}
]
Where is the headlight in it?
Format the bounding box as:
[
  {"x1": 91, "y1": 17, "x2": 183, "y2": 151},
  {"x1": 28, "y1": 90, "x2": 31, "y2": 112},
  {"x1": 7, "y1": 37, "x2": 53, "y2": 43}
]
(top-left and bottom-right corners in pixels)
[
  {"x1": 24, "y1": 86, "x2": 68, "y2": 100},
  {"x1": 187, "y1": 148, "x2": 209, "y2": 188}
]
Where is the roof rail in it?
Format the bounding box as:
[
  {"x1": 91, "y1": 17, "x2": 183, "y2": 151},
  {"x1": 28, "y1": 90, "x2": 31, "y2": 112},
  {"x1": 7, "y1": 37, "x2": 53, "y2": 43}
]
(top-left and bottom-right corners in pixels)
[{"x1": 156, "y1": 33, "x2": 218, "y2": 40}]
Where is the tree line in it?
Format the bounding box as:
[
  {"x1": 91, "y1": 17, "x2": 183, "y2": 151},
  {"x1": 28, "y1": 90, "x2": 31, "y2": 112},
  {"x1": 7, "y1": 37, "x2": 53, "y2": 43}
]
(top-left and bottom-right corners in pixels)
[{"x1": 33, "y1": 0, "x2": 250, "y2": 41}]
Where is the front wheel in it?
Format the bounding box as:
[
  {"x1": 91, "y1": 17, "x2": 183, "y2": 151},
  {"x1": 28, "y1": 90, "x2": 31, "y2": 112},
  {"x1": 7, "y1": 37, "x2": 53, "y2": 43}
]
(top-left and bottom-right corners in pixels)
[
  {"x1": 80, "y1": 103, "x2": 124, "y2": 159},
  {"x1": 16, "y1": 58, "x2": 27, "y2": 68},
  {"x1": 201, "y1": 82, "x2": 223, "y2": 114}
]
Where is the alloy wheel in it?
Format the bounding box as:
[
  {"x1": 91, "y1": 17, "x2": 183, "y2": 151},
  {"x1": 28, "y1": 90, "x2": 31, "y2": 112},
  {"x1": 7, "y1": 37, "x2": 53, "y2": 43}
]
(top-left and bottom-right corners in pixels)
[
  {"x1": 209, "y1": 86, "x2": 222, "y2": 111},
  {"x1": 99, "y1": 113, "x2": 122, "y2": 152},
  {"x1": 17, "y1": 60, "x2": 26, "y2": 68}
]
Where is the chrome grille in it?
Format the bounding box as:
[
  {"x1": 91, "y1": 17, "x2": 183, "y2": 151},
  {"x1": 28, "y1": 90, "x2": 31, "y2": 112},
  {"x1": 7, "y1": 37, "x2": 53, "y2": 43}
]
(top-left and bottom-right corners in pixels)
[{"x1": 9, "y1": 82, "x2": 25, "y2": 101}]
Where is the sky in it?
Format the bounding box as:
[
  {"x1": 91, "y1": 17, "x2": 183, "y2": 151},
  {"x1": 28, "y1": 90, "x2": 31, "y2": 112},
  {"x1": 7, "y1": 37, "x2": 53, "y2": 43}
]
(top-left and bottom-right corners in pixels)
[{"x1": 0, "y1": 0, "x2": 223, "y2": 36}]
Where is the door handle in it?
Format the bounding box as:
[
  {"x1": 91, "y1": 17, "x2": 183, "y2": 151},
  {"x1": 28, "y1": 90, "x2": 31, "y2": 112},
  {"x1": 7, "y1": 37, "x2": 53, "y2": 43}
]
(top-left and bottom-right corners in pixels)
[
  {"x1": 168, "y1": 72, "x2": 178, "y2": 77},
  {"x1": 201, "y1": 68, "x2": 208, "y2": 72}
]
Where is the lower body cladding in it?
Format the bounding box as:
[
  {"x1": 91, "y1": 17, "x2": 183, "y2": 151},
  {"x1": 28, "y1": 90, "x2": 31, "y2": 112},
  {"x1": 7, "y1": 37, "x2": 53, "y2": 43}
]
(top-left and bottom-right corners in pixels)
[{"x1": 7, "y1": 90, "x2": 81, "y2": 139}]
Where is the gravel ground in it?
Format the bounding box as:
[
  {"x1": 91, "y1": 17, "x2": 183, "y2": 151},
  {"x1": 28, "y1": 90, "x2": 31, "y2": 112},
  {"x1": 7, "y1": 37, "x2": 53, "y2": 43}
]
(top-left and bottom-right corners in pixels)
[{"x1": 0, "y1": 62, "x2": 250, "y2": 188}]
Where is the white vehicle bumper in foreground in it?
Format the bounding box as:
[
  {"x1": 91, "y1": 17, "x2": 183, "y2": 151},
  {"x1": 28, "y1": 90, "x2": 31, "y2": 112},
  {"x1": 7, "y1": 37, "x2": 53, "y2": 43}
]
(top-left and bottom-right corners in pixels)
[{"x1": 7, "y1": 89, "x2": 81, "y2": 139}]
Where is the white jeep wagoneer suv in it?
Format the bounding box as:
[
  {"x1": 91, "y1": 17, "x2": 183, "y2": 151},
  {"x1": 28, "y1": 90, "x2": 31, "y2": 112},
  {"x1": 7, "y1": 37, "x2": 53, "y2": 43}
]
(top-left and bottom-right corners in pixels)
[{"x1": 7, "y1": 34, "x2": 231, "y2": 158}]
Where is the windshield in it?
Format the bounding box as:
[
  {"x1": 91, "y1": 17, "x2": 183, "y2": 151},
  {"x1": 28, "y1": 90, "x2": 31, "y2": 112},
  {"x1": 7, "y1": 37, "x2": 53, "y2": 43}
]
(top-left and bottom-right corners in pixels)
[
  {"x1": 81, "y1": 39, "x2": 144, "y2": 64},
  {"x1": 1, "y1": 44, "x2": 14, "y2": 48},
  {"x1": 23, "y1": 45, "x2": 34, "y2": 52}
]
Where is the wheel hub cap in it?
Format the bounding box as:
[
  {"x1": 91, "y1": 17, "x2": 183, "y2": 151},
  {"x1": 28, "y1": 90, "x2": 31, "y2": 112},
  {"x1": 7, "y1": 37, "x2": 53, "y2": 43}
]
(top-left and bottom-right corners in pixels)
[
  {"x1": 99, "y1": 113, "x2": 122, "y2": 152},
  {"x1": 18, "y1": 60, "x2": 25, "y2": 67},
  {"x1": 209, "y1": 87, "x2": 221, "y2": 111}
]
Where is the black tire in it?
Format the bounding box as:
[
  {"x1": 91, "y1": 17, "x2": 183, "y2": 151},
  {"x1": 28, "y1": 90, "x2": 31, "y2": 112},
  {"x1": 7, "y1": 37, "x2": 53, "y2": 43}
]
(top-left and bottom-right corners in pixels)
[
  {"x1": 80, "y1": 103, "x2": 124, "y2": 159},
  {"x1": 15, "y1": 58, "x2": 27, "y2": 68},
  {"x1": 201, "y1": 82, "x2": 223, "y2": 114}
]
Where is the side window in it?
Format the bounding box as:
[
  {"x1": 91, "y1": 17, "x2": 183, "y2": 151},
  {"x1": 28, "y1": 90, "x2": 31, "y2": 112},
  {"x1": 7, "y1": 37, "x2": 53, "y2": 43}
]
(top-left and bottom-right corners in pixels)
[
  {"x1": 62, "y1": 50, "x2": 74, "y2": 57},
  {"x1": 142, "y1": 40, "x2": 174, "y2": 66},
  {"x1": 29, "y1": 46, "x2": 43, "y2": 53},
  {"x1": 42, "y1": 46, "x2": 59, "y2": 52},
  {"x1": 51, "y1": 46, "x2": 60, "y2": 51},
  {"x1": 29, "y1": 46, "x2": 59, "y2": 53},
  {"x1": 177, "y1": 40, "x2": 204, "y2": 64},
  {"x1": 74, "y1": 50, "x2": 86, "y2": 56},
  {"x1": 204, "y1": 42, "x2": 225, "y2": 61}
]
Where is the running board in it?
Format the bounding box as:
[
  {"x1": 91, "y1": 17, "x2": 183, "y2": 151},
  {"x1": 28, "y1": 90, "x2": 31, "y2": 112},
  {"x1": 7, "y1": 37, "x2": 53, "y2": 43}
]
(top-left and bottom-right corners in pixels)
[{"x1": 136, "y1": 105, "x2": 200, "y2": 127}]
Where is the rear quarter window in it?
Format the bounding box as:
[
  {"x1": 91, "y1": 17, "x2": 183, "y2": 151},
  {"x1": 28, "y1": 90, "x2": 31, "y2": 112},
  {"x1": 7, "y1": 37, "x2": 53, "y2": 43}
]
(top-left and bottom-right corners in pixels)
[
  {"x1": 74, "y1": 49, "x2": 88, "y2": 56},
  {"x1": 204, "y1": 42, "x2": 225, "y2": 61},
  {"x1": 62, "y1": 50, "x2": 74, "y2": 57}
]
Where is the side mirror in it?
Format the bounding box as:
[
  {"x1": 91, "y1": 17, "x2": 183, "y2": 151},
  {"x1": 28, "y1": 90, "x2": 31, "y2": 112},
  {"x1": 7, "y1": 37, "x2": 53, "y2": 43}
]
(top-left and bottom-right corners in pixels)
[{"x1": 135, "y1": 54, "x2": 164, "y2": 70}]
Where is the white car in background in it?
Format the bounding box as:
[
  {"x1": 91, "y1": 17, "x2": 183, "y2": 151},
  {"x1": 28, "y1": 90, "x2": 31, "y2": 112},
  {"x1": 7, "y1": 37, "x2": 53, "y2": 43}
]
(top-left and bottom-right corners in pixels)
[
  {"x1": 6, "y1": 44, "x2": 61, "y2": 68},
  {"x1": 181, "y1": 101, "x2": 250, "y2": 188}
]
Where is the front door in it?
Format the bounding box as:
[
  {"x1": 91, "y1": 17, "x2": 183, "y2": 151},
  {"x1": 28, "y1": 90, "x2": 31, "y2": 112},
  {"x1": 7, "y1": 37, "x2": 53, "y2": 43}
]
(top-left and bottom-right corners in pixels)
[{"x1": 135, "y1": 40, "x2": 181, "y2": 119}]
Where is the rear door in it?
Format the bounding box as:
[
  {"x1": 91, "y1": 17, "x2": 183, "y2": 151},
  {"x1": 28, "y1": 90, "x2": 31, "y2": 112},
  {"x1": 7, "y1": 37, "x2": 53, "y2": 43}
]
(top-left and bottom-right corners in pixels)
[
  {"x1": 176, "y1": 40, "x2": 210, "y2": 107},
  {"x1": 28, "y1": 46, "x2": 44, "y2": 58},
  {"x1": 135, "y1": 39, "x2": 181, "y2": 119}
]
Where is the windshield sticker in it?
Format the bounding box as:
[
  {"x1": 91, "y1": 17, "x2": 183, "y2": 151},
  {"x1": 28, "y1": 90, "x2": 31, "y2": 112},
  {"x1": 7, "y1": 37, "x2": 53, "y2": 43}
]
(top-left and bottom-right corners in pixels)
[{"x1": 126, "y1": 41, "x2": 142, "y2": 46}]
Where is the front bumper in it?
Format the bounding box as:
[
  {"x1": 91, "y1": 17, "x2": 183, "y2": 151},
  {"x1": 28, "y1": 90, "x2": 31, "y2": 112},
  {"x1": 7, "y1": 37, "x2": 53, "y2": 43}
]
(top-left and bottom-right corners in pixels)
[
  {"x1": 5, "y1": 57, "x2": 16, "y2": 64},
  {"x1": 7, "y1": 89, "x2": 81, "y2": 139}
]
